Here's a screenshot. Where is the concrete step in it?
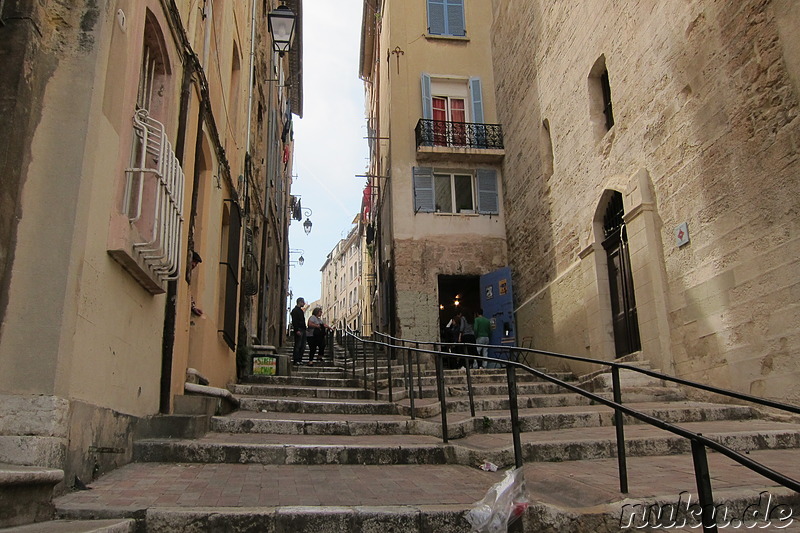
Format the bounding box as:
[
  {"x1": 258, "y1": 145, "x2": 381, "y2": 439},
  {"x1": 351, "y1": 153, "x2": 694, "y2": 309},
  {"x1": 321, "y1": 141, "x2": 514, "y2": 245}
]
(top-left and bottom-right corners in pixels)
[
  {"x1": 54, "y1": 463, "x2": 500, "y2": 533},
  {"x1": 1, "y1": 519, "x2": 135, "y2": 532},
  {"x1": 238, "y1": 396, "x2": 400, "y2": 415},
  {"x1": 53, "y1": 451, "x2": 800, "y2": 533},
  {"x1": 131, "y1": 419, "x2": 800, "y2": 467},
  {"x1": 0, "y1": 464, "x2": 64, "y2": 528},
  {"x1": 393, "y1": 385, "x2": 689, "y2": 416},
  {"x1": 371, "y1": 370, "x2": 575, "y2": 389},
  {"x1": 233, "y1": 384, "x2": 374, "y2": 400},
  {"x1": 455, "y1": 419, "x2": 800, "y2": 468},
  {"x1": 211, "y1": 402, "x2": 757, "y2": 440},
  {"x1": 232, "y1": 377, "x2": 362, "y2": 391},
  {"x1": 132, "y1": 433, "x2": 449, "y2": 465}
]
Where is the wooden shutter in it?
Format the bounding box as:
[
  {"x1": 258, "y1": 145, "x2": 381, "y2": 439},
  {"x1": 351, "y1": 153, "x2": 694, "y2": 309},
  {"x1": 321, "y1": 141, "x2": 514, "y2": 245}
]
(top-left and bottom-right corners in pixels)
[
  {"x1": 446, "y1": 0, "x2": 466, "y2": 36},
  {"x1": 470, "y1": 77, "x2": 484, "y2": 124},
  {"x1": 421, "y1": 73, "x2": 433, "y2": 120},
  {"x1": 427, "y1": 0, "x2": 446, "y2": 34},
  {"x1": 220, "y1": 201, "x2": 241, "y2": 351},
  {"x1": 476, "y1": 169, "x2": 499, "y2": 214},
  {"x1": 413, "y1": 167, "x2": 435, "y2": 213}
]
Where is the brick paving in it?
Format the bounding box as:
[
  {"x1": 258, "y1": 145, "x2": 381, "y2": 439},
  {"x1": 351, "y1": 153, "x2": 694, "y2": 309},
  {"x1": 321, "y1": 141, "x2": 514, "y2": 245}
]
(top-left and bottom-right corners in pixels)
[
  {"x1": 55, "y1": 464, "x2": 503, "y2": 510},
  {"x1": 56, "y1": 449, "x2": 800, "y2": 512}
]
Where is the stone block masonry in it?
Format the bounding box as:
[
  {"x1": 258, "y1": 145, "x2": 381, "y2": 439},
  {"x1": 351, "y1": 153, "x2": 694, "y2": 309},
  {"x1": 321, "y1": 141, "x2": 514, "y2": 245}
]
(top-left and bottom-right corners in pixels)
[{"x1": 492, "y1": 0, "x2": 800, "y2": 402}]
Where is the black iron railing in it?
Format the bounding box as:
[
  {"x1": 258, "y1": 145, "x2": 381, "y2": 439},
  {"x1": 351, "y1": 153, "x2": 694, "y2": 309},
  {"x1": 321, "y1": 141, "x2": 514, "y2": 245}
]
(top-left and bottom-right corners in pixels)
[
  {"x1": 338, "y1": 329, "x2": 800, "y2": 533},
  {"x1": 415, "y1": 119, "x2": 504, "y2": 150}
]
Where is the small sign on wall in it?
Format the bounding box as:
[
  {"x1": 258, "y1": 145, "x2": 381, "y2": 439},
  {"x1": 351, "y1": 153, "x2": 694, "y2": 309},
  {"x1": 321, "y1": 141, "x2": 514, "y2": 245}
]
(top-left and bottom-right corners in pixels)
[
  {"x1": 253, "y1": 356, "x2": 276, "y2": 376},
  {"x1": 675, "y1": 222, "x2": 690, "y2": 247}
]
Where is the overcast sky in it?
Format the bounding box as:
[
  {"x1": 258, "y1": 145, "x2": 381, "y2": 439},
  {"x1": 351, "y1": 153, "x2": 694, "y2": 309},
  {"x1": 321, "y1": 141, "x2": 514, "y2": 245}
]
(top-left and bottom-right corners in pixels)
[{"x1": 288, "y1": 0, "x2": 368, "y2": 308}]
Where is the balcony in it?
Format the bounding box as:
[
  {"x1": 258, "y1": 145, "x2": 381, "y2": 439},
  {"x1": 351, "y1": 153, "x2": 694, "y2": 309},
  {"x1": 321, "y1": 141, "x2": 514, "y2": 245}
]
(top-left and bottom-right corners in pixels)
[{"x1": 415, "y1": 119, "x2": 505, "y2": 163}]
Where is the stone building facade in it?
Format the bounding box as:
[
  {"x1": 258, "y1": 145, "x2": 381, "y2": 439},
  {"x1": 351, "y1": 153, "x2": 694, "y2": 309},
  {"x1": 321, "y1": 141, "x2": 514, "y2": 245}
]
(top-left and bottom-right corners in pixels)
[
  {"x1": 492, "y1": 0, "x2": 800, "y2": 401},
  {"x1": 321, "y1": 222, "x2": 364, "y2": 332},
  {"x1": 0, "y1": 0, "x2": 302, "y2": 488}
]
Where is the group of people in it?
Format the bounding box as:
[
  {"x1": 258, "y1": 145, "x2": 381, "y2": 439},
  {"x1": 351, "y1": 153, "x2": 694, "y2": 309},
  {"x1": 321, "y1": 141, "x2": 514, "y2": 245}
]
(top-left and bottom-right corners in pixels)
[
  {"x1": 290, "y1": 297, "x2": 333, "y2": 366},
  {"x1": 443, "y1": 308, "x2": 492, "y2": 369}
]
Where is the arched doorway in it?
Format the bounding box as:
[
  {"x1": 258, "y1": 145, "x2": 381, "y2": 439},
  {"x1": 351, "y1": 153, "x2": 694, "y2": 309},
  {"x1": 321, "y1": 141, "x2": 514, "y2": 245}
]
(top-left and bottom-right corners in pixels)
[{"x1": 602, "y1": 191, "x2": 641, "y2": 356}]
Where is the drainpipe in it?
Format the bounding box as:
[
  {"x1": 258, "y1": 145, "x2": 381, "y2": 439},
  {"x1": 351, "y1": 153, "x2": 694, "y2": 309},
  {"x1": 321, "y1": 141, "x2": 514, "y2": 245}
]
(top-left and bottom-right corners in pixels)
[
  {"x1": 202, "y1": 0, "x2": 212, "y2": 69},
  {"x1": 160, "y1": 30, "x2": 197, "y2": 414}
]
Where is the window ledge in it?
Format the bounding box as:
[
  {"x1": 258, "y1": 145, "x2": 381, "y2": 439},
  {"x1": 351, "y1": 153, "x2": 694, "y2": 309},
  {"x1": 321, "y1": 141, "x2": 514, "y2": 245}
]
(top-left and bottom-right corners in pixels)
[{"x1": 425, "y1": 33, "x2": 470, "y2": 42}]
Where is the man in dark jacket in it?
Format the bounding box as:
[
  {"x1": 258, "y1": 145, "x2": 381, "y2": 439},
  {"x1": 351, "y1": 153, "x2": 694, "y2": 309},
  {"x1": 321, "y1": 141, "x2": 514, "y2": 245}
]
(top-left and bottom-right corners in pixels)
[{"x1": 291, "y1": 297, "x2": 307, "y2": 365}]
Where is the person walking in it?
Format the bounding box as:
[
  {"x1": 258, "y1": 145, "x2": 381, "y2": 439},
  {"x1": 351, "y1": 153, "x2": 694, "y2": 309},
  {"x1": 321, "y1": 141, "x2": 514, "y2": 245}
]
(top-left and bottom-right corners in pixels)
[
  {"x1": 446, "y1": 311, "x2": 465, "y2": 369},
  {"x1": 306, "y1": 307, "x2": 330, "y2": 365},
  {"x1": 473, "y1": 308, "x2": 491, "y2": 369},
  {"x1": 291, "y1": 297, "x2": 307, "y2": 365},
  {"x1": 462, "y1": 311, "x2": 477, "y2": 366}
]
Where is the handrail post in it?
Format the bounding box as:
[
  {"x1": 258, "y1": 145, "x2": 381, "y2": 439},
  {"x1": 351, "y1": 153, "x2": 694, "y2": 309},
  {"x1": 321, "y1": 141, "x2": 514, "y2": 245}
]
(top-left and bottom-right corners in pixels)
[
  {"x1": 506, "y1": 364, "x2": 523, "y2": 469},
  {"x1": 691, "y1": 439, "x2": 718, "y2": 533},
  {"x1": 349, "y1": 333, "x2": 355, "y2": 379},
  {"x1": 373, "y1": 332, "x2": 379, "y2": 400},
  {"x1": 612, "y1": 366, "x2": 629, "y2": 493},
  {"x1": 435, "y1": 352, "x2": 448, "y2": 443},
  {"x1": 362, "y1": 334, "x2": 368, "y2": 392},
  {"x1": 408, "y1": 344, "x2": 416, "y2": 420},
  {"x1": 387, "y1": 342, "x2": 394, "y2": 403},
  {"x1": 465, "y1": 355, "x2": 476, "y2": 418},
  {"x1": 415, "y1": 342, "x2": 423, "y2": 399}
]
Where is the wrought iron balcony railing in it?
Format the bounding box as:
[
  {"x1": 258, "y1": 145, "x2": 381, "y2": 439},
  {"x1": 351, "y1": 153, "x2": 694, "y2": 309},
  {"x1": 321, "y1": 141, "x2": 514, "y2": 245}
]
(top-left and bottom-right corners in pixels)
[{"x1": 415, "y1": 119, "x2": 504, "y2": 150}]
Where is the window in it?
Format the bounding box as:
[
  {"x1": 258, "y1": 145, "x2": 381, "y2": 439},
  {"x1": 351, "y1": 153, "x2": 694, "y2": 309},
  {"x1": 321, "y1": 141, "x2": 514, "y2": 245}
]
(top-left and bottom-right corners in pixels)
[
  {"x1": 434, "y1": 172, "x2": 472, "y2": 213},
  {"x1": 422, "y1": 75, "x2": 482, "y2": 124},
  {"x1": 114, "y1": 10, "x2": 184, "y2": 292},
  {"x1": 427, "y1": 0, "x2": 465, "y2": 37},
  {"x1": 413, "y1": 167, "x2": 498, "y2": 214},
  {"x1": 420, "y1": 75, "x2": 491, "y2": 148},
  {"x1": 589, "y1": 55, "x2": 614, "y2": 140}
]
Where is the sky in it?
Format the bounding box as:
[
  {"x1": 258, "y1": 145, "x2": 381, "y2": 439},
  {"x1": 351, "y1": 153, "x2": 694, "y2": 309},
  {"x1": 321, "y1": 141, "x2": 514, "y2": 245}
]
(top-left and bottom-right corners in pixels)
[{"x1": 288, "y1": 0, "x2": 368, "y2": 307}]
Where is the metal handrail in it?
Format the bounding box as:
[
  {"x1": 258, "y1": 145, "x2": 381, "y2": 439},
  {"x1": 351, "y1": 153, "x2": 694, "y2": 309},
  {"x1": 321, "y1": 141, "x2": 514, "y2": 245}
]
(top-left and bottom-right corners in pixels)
[{"x1": 339, "y1": 328, "x2": 800, "y2": 532}]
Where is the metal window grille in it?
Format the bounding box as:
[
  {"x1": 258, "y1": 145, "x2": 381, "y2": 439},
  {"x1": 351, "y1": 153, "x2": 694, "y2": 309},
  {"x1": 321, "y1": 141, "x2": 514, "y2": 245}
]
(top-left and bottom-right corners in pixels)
[{"x1": 125, "y1": 110, "x2": 185, "y2": 282}]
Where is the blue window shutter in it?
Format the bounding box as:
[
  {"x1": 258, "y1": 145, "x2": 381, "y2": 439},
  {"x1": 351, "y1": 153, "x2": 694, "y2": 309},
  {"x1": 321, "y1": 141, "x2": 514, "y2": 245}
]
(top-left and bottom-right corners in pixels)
[
  {"x1": 446, "y1": 0, "x2": 466, "y2": 36},
  {"x1": 413, "y1": 167, "x2": 435, "y2": 213},
  {"x1": 476, "y1": 169, "x2": 499, "y2": 214},
  {"x1": 421, "y1": 73, "x2": 433, "y2": 120},
  {"x1": 470, "y1": 77, "x2": 484, "y2": 124},
  {"x1": 427, "y1": 0, "x2": 446, "y2": 35}
]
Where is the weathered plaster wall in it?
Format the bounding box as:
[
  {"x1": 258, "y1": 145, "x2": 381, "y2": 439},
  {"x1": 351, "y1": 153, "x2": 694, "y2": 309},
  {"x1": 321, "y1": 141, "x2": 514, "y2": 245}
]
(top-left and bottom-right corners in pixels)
[
  {"x1": 493, "y1": 0, "x2": 800, "y2": 402},
  {"x1": 394, "y1": 236, "x2": 507, "y2": 341}
]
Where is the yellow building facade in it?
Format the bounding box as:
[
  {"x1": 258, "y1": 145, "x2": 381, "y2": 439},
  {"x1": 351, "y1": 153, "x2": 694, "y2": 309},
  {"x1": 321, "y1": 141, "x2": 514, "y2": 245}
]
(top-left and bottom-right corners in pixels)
[
  {"x1": 361, "y1": 0, "x2": 509, "y2": 342},
  {"x1": 0, "y1": 0, "x2": 301, "y2": 487}
]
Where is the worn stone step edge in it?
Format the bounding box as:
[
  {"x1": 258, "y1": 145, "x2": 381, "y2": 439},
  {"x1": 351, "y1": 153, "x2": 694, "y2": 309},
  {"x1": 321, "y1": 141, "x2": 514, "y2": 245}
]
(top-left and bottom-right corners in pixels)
[
  {"x1": 1, "y1": 519, "x2": 136, "y2": 533},
  {"x1": 132, "y1": 429, "x2": 800, "y2": 467},
  {"x1": 238, "y1": 397, "x2": 399, "y2": 415},
  {"x1": 393, "y1": 387, "x2": 689, "y2": 416},
  {"x1": 212, "y1": 404, "x2": 758, "y2": 439},
  {"x1": 58, "y1": 505, "x2": 473, "y2": 533},
  {"x1": 54, "y1": 487, "x2": 800, "y2": 533}
]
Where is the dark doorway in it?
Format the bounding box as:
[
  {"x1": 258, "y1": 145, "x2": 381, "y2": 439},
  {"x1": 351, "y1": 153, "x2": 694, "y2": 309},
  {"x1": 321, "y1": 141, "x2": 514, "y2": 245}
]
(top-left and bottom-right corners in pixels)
[
  {"x1": 602, "y1": 191, "x2": 641, "y2": 357},
  {"x1": 437, "y1": 275, "x2": 479, "y2": 341}
]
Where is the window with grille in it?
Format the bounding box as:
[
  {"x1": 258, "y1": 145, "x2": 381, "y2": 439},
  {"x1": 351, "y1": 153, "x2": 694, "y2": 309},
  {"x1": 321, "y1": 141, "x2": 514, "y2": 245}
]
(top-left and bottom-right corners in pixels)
[{"x1": 121, "y1": 10, "x2": 184, "y2": 288}]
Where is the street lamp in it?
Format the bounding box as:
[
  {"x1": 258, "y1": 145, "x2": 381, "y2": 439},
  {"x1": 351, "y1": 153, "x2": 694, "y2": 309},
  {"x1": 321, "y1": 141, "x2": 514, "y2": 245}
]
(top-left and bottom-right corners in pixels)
[
  {"x1": 289, "y1": 248, "x2": 305, "y2": 266},
  {"x1": 298, "y1": 207, "x2": 313, "y2": 235},
  {"x1": 267, "y1": 1, "x2": 296, "y2": 56}
]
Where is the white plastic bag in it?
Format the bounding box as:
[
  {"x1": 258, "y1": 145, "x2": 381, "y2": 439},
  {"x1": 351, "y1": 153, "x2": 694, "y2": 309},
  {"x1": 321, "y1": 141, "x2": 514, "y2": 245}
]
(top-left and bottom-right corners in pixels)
[{"x1": 466, "y1": 467, "x2": 529, "y2": 533}]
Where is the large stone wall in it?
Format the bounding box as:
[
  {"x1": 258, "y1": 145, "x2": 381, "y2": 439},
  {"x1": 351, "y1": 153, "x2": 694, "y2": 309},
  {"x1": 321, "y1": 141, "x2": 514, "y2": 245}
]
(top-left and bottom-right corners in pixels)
[{"x1": 492, "y1": 0, "x2": 800, "y2": 401}]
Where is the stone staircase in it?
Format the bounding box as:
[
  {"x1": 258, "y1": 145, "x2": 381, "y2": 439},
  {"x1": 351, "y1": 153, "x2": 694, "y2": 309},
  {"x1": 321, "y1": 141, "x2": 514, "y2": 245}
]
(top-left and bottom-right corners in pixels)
[{"x1": 45, "y1": 341, "x2": 800, "y2": 532}]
